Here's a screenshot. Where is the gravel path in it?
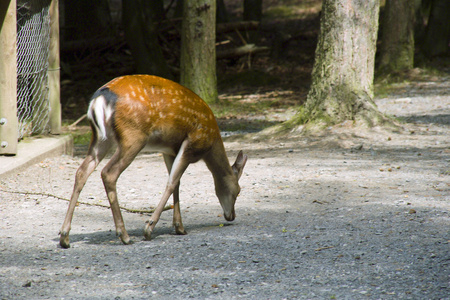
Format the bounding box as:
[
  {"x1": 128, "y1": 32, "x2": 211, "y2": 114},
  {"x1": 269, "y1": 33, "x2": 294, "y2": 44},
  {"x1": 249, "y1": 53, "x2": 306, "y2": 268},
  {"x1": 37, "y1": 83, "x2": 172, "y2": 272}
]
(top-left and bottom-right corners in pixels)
[{"x1": 0, "y1": 77, "x2": 449, "y2": 299}]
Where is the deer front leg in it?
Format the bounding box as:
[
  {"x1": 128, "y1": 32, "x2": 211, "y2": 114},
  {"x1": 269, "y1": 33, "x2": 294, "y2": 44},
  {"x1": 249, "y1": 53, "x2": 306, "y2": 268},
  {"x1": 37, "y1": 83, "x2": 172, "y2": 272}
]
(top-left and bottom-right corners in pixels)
[
  {"x1": 172, "y1": 184, "x2": 187, "y2": 235},
  {"x1": 144, "y1": 141, "x2": 190, "y2": 240},
  {"x1": 143, "y1": 184, "x2": 176, "y2": 240},
  {"x1": 163, "y1": 154, "x2": 187, "y2": 235}
]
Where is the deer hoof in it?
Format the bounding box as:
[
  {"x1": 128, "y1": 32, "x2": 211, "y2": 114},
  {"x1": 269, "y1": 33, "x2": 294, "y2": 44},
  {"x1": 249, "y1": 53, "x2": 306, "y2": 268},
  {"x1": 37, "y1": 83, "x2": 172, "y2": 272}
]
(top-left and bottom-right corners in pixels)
[
  {"x1": 174, "y1": 224, "x2": 187, "y2": 235},
  {"x1": 144, "y1": 223, "x2": 153, "y2": 240},
  {"x1": 144, "y1": 230, "x2": 152, "y2": 241},
  {"x1": 119, "y1": 233, "x2": 132, "y2": 245},
  {"x1": 121, "y1": 237, "x2": 133, "y2": 245},
  {"x1": 176, "y1": 229, "x2": 188, "y2": 235},
  {"x1": 59, "y1": 233, "x2": 70, "y2": 249}
]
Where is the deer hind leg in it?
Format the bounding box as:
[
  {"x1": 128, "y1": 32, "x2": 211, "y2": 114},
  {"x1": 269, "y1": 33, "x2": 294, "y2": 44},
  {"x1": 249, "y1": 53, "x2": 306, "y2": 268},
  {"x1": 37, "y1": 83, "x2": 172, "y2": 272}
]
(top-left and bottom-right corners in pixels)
[
  {"x1": 60, "y1": 137, "x2": 112, "y2": 248},
  {"x1": 101, "y1": 137, "x2": 147, "y2": 245},
  {"x1": 163, "y1": 154, "x2": 187, "y2": 235},
  {"x1": 144, "y1": 140, "x2": 191, "y2": 240}
]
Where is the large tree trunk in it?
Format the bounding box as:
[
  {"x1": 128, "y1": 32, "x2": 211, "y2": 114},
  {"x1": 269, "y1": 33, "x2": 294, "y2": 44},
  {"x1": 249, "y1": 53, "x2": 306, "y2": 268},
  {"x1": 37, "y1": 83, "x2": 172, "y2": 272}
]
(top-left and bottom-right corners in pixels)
[
  {"x1": 296, "y1": 0, "x2": 385, "y2": 126},
  {"x1": 180, "y1": 0, "x2": 217, "y2": 104},
  {"x1": 122, "y1": 0, "x2": 173, "y2": 79},
  {"x1": 378, "y1": 0, "x2": 415, "y2": 73},
  {"x1": 174, "y1": 0, "x2": 229, "y2": 23}
]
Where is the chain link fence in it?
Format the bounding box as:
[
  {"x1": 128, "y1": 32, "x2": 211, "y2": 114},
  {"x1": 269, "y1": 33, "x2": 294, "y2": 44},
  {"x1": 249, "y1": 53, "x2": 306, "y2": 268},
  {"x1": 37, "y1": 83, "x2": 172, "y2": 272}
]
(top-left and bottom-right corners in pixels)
[{"x1": 16, "y1": 0, "x2": 51, "y2": 139}]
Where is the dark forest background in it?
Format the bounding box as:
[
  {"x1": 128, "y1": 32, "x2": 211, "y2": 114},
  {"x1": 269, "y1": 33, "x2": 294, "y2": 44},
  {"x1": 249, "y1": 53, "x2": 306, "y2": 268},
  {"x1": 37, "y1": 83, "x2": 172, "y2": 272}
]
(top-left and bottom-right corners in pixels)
[{"x1": 59, "y1": 0, "x2": 449, "y2": 130}]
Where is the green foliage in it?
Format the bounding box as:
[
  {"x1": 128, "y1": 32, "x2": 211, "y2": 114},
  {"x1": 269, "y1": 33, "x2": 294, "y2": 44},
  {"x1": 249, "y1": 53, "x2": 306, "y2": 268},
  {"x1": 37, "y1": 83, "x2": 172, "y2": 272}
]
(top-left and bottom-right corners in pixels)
[
  {"x1": 285, "y1": 106, "x2": 310, "y2": 126},
  {"x1": 282, "y1": 105, "x2": 332, "y2": 132},
  {"x1": 210, "y1": 91, "x2": 295, "y2": 133},
  {"x1": 210, "y1": 96, "x2": 284, "y2": 118},
  {"x1": 72, "y1": 132, "x2": 92, "y2": 145}
]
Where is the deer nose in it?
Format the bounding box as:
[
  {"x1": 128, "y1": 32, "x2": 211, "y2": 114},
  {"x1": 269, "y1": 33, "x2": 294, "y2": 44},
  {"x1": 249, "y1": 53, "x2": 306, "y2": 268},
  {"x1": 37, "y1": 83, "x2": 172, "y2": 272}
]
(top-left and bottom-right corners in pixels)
[{"x1": 224, "y1": 210, "x2": 235, "y2": 221}]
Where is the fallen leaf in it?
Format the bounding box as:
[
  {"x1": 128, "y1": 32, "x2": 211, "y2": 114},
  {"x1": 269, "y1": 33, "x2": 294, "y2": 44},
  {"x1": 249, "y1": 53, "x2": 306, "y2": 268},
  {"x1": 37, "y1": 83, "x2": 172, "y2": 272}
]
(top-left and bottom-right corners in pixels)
[{"x1": 315, "y1": 246, "x2": 334, "y2": 251}]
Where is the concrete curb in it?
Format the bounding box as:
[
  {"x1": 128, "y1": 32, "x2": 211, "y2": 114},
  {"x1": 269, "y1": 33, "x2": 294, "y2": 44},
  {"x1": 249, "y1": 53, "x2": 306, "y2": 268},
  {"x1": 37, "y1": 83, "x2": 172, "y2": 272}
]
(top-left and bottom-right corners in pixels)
[{"x1": 0, "y1": 135, "x2": 73, "y2": 178}]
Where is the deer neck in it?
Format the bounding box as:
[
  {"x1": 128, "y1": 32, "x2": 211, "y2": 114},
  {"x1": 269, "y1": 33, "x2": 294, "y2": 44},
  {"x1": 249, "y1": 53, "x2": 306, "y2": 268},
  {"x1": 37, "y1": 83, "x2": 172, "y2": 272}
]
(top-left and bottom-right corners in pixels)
[{"x1": 204, "y1": 139, "x2": 234, "y2": 183}]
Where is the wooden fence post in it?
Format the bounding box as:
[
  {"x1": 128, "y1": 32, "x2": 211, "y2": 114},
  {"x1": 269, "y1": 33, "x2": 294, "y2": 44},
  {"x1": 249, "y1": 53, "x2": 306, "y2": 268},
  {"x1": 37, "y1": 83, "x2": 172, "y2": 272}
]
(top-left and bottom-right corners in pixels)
[
  {"x1": 49, "y1": 0, "x2": 61, "y2": 134},
  {"x1": 0, "y1": 0, "x2": 18, "y2": 155}
]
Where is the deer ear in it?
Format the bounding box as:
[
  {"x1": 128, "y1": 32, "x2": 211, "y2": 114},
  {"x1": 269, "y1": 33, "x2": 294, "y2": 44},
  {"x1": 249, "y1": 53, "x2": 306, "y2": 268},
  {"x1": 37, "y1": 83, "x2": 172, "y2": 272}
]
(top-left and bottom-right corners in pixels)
[{"x1": 232, "y1": 150, "x2": 248, "y2": 179}]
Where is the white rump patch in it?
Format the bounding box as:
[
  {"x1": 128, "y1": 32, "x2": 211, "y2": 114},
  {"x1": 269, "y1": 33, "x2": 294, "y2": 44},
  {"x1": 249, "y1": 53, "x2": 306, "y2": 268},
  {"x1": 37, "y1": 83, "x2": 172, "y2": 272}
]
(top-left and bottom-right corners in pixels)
[{"x1": 88, "y1": 95, "x2": 112, "y2": 141}]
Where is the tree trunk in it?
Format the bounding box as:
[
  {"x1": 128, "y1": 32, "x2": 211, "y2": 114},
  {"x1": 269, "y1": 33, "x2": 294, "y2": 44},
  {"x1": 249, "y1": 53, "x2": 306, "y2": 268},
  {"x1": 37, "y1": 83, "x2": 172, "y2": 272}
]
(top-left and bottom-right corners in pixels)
[
  {"x1": 378, "y1": 0, "x2": 415, "y2": 73},
  {"x1": 180, "y1": 0, "x2": 217, "y2": 104},
  {"x1": 122, "y1": 0, "x2": 173, "y2": 79},
  {"x1": 175, "y1": 0, "x2": 228, "y2": 23},
  {"x1": 422, "y1": 0, "x2": 450, "y2": 57},
  {"x1": 295, "y1": 0, "x2": 385, "y2": 126}
]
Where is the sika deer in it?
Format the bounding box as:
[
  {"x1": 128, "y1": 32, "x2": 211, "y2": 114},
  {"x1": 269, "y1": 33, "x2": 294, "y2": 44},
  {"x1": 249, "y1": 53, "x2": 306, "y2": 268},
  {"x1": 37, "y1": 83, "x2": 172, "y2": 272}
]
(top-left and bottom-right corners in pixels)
[{"x1": 59, "y1": 75, "x2": 247, "y2": 248}]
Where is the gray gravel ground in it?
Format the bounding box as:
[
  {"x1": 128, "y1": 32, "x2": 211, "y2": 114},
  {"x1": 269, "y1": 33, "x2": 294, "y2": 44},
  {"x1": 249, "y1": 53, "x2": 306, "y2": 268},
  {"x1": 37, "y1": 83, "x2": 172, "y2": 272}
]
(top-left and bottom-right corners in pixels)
[{"x1": 0, "y1": 76, "x2": 449, "y2": 299}]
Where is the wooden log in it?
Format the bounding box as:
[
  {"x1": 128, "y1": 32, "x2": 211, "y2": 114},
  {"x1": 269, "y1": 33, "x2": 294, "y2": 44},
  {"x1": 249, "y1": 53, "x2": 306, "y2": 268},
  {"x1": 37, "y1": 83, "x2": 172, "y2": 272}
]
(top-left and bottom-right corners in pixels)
[{"x1": 217, "y1": 44, "x2": 269, "y2": 59}]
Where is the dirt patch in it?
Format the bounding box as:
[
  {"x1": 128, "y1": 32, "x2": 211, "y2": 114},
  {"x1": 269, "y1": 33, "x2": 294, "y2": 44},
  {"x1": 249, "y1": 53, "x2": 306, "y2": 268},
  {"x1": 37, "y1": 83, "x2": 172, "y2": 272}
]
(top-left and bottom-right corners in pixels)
[{"x1": 1, "y1": 76, "x2": 449, "y2": 299}]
